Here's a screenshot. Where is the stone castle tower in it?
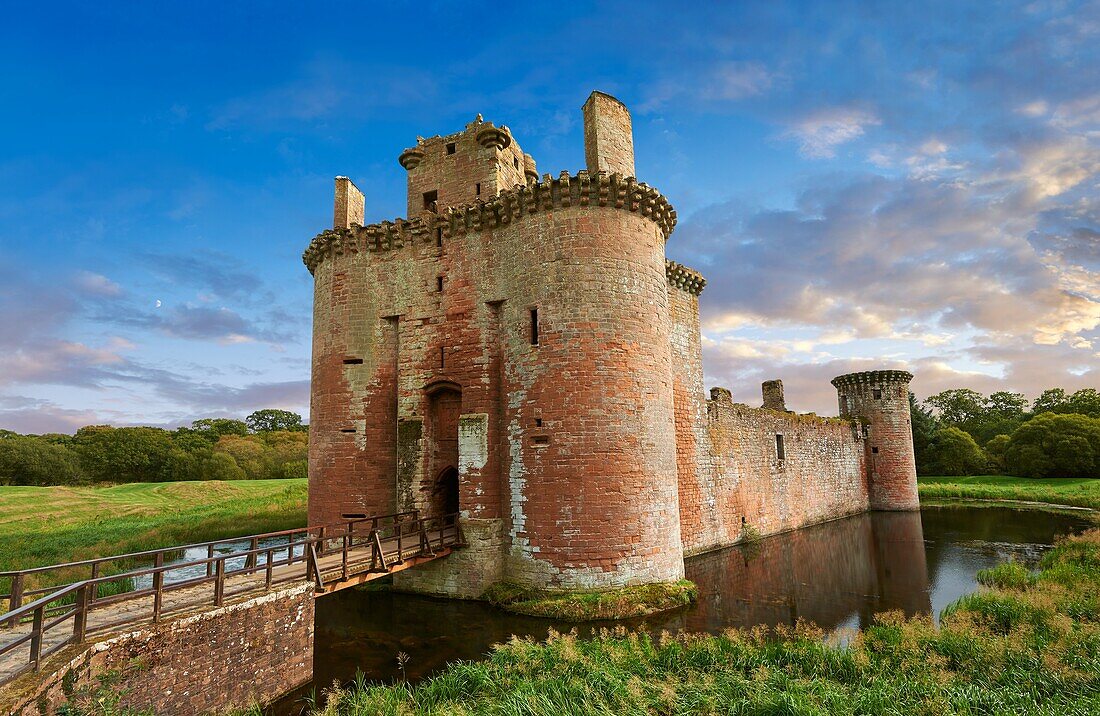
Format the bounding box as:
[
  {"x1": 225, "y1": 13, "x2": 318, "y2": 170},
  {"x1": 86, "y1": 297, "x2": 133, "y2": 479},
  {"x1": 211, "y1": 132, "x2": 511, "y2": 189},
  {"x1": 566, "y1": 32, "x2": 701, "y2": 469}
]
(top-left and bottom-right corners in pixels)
[
  {"x1": 304, "y1": 91, "x2": 918, "y2": 596},
  {"x1": 832, "y1": 370, "x2": 920, "y2": 510}
]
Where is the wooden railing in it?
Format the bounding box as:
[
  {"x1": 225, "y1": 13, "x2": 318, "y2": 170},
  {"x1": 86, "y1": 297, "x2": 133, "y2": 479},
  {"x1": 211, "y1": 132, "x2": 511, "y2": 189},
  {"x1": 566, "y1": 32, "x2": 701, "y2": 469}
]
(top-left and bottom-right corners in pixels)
[{"x1": 0, "y1": 511, "x2": 460, "y2": 686}]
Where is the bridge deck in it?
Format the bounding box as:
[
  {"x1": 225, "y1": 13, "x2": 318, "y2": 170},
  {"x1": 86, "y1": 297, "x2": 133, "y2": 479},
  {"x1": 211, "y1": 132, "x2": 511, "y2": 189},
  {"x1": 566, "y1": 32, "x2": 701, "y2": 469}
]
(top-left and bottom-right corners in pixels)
[{"x1": 0, "y1": 512, "x2": 459, "y2": 689}]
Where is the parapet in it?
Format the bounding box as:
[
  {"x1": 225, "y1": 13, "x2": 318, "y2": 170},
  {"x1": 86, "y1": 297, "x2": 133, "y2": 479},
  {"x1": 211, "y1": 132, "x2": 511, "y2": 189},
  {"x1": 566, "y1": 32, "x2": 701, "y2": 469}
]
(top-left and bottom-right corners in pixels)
[
  {"x1": 830, "y1": 370, "x2": 913, "y2": 390},
  {"x1": 666, "y1": 260, "x2": 706, "y2": 296},
  {"x1": 303, "y1": 170, "x2": 677, "y2": 274}
]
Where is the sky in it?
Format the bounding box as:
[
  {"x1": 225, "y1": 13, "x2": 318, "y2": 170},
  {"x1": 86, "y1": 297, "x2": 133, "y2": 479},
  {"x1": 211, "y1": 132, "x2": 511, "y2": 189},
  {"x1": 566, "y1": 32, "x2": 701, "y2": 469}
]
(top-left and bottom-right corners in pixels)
[{"x1": 1, "y1": 1, "x2": 1098, "y2": 433}]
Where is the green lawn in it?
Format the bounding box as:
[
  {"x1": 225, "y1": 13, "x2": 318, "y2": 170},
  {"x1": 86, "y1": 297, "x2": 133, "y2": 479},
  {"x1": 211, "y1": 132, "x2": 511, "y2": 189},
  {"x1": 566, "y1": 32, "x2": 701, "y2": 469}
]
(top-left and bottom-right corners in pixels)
[
  {"x1": 0, "y1": 479, "x2": 307, "y2": 594},
  {"x1": 918, "y1": 475, "x2": 1100, "y2": 509}
]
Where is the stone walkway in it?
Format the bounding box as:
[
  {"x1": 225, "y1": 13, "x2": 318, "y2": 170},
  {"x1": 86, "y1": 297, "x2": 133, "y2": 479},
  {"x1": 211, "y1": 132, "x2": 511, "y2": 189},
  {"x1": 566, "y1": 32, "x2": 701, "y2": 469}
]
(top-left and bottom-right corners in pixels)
[{"x1": 0, "y1": 527, "x2": 457, "y2": 687}]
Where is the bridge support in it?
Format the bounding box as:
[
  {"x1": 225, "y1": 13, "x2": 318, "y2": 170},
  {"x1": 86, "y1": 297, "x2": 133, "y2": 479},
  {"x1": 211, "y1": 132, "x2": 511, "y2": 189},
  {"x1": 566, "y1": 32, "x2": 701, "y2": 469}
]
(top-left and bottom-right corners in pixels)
[{"x1": 7, "y1": 584, "x2": 314, "y2": 716}]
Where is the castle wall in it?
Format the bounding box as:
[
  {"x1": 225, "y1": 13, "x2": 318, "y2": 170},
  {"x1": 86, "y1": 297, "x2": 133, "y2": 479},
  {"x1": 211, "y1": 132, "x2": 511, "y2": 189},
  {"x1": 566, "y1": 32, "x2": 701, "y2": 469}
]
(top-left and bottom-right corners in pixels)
[{"x1": 679, "y1": 391, "x2": 869, "y2": 555}]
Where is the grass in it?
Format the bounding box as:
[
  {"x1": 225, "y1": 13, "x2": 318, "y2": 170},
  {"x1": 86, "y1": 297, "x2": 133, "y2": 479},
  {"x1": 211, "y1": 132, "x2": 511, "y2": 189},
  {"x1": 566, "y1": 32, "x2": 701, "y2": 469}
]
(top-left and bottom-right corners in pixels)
[
  {"x1": 0, "y1": 479, "x2": 307, "y2": 598},
  {"x1": 919, "y1": 474, "x2": 1100, "y2": 509},
  {"x1": 288, "y1": 528, "x2": 1100, "y2": 715},
  {"x1": 482, "y1": 580, "x2": 698, "y2": 621}
]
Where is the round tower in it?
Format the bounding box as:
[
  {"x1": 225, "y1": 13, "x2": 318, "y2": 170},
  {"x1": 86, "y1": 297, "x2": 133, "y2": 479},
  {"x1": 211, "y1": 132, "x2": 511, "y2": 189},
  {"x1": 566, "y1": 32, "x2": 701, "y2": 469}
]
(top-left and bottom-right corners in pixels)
[{"x1": 831, "y1": 370, "x2": 918, "y2": 511}]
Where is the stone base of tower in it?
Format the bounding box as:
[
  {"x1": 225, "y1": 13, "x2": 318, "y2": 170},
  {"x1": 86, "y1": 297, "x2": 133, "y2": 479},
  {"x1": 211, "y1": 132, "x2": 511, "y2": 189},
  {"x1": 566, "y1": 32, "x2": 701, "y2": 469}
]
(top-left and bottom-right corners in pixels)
[{"x1": 391, "y1": 518, "x2": 505, "y2": 599}]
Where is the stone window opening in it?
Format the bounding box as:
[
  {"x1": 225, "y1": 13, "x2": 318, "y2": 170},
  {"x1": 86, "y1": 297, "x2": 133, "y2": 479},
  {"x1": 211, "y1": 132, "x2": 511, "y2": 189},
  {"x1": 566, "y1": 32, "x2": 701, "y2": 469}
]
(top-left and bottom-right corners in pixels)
[
  {"x1": 439, "y1": 347, "x2": 445, "y2": 369},
  {"x1": 340, "y1": 428, "x2": 355, "y2": 434},
  {"x1": 532, "y1": 435, "x2": 550, "y2": 447},
  {"x1": 436, "y1": 276, "x2": 444, "y2": 292},
  {"x1": 872, "y1": 446, "x2": 879, "y2": 454},
  {"x1": 435, "y1": 227, "x2": 443, "y2": 247},
  {"x1": 446, "y1": 142, "x2": 456, "y2": 155},
  {"x1": 513, "y1": 156, "x2": 520, "y2": 169},
  {"x1": 343, "y1": 357, "x2": 363, "y2": 365},
  {"x1": 530, "y1": 307, "x2": 539, "y2": 345},
  {"x1": 341, "y1": 513, "x2": 367, "y2": 520},
  {"x1": 475, "y1": 182, "x2": 481, "y2": 196},
  {"x1": 535, "y1": 417, "x2": 543, "y2": 428},
  {"x1": 423, "y1": 190, "x2": 438, "y2": 212},
  {"x1": 873, "y1": 388, "x2": 882, "y2": 399},
  {"x1": 775, "y1": 433, "x2": 785, "y2": 461}
]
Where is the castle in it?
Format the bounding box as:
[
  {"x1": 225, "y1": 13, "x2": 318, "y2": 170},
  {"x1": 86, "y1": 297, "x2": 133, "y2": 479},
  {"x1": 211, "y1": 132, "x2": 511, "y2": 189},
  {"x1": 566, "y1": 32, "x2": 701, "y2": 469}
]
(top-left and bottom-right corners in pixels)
[{"x1": 303, "y1": 91, "x2": 918, "y2": 597}]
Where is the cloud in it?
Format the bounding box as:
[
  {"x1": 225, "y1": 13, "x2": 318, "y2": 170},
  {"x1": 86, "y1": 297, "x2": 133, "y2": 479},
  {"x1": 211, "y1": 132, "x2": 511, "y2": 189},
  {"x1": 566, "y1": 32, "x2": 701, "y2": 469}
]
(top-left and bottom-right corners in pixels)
[
  {"x1": 74, "y1": 271, "x2": 123, "y2": 297},
  {"x1": 143, "y1": 252, "x2": 263, "y2": 302},
  {"x1": 781, "y1": 107, "x2": 881, "y2": 159},
  {"x1": 641, "y1": 61, "x2": 775, "y2": 111}
]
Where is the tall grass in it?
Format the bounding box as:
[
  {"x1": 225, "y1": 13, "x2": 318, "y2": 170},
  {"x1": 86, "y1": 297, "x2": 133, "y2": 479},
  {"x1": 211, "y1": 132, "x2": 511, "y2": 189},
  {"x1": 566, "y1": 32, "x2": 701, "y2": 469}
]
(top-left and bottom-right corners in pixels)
[
  {"x1": 919, "y1": 475, "x2": 1100, "y2": 509},
  {"x1": 306, "y1": 529, "x2": 1100, "y2": 715}
]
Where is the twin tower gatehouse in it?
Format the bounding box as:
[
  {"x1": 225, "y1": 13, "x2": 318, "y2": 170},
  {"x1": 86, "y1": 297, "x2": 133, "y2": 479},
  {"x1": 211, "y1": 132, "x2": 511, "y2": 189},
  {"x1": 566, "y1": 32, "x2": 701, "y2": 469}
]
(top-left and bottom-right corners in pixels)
[{"x1": 303, "y1": 91, "x2": 919, "y2": 597}]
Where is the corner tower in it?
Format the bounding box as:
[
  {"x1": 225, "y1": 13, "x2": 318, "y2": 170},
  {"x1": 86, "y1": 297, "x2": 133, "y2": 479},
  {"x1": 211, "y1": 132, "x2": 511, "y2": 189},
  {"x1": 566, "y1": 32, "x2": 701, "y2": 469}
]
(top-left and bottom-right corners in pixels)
[{"x1": 831, "y1": 370, "x2": 918, "y2": 511}]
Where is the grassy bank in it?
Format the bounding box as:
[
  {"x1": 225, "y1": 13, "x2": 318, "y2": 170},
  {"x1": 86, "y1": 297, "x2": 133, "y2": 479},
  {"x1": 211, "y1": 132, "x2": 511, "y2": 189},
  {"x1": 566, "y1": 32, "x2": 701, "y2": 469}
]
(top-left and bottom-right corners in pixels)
[
  {"x1": 919, "y1": 475, "x2": 1100, "y2": 509},
  {"x1": 0, "y1": 479, "x2": 307, "y2": 594},
  {"x1": 483, "y1": 580, "x2": 698, "y2": 621},
  {"x1": 289, "y1": 528, "x2": 1100, "y2": 715}
]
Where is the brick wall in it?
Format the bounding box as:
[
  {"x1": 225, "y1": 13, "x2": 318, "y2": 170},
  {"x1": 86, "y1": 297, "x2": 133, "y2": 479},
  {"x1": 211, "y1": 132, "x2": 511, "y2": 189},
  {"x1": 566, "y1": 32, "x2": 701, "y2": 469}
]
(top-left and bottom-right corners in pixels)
[
  {"x1": 13, "y1": 584, "x2": 313, "y2": 716},
  {"x1": 583, "y1": 91, "x2": 635, "y2": 176}
]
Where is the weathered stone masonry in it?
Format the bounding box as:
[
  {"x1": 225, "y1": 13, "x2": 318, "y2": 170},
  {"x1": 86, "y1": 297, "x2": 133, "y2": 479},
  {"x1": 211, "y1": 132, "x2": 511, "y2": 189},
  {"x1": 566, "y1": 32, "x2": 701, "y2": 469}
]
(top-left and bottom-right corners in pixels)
[{"x1": 305, "y1": 91, "x2": 919, "y2": 596}]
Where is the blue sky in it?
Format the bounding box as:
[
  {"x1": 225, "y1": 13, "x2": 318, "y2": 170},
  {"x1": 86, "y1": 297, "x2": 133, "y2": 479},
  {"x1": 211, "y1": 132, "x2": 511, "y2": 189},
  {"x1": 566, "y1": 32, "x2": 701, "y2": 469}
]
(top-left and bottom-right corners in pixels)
[{"x1": 1, "y1": 1, "x2": 1098, "y2": 433}]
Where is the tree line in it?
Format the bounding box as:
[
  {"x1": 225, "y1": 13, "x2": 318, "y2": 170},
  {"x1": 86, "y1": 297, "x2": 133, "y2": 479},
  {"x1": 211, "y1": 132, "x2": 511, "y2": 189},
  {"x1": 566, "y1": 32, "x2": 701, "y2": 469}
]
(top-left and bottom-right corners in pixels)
[
  {"x1": 0, "y1": 409, "x2": 308, "y2": 486},
  {"x1": 911, "y1": 388, "x2": 1100, "y2": 478}
]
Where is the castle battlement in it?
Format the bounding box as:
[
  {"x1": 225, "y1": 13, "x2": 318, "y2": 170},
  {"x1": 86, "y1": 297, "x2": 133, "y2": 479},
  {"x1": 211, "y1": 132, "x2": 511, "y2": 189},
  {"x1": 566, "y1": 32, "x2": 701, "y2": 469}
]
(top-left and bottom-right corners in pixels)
[
  {"x1": 303, "y1": 169, "x2": 677, "y2": 274},
  {"x1": 666, "y1": 260, "x2": 706, "y2": 295}
]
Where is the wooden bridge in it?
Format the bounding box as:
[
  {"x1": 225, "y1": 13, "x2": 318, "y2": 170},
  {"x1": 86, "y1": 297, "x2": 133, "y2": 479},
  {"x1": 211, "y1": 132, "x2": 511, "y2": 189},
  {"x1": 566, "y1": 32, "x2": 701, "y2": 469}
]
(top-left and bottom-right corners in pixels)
[{"x1": 0, "y1": 511, "x2": 460, "y2": 689}]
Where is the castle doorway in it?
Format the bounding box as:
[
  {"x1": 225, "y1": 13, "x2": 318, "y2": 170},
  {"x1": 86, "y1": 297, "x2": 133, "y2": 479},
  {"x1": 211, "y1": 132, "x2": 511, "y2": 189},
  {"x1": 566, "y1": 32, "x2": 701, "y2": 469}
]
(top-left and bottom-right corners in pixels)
[{"x1": 426, "y1": 385, "x2": 461, "y2": 516}]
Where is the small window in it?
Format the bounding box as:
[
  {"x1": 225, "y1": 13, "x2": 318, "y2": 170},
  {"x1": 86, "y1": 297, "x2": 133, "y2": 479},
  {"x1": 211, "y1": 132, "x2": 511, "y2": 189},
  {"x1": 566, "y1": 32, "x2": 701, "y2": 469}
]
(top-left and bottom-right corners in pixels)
[
  {"x1": 439, "y1": 347, "x2": 445, "y2": 369},
  {"x1": 535, "y1": 418, "x2": 543, "y2": 428},
  {"x1": 423, "y1": 190, "x2": 438, "y2": 211},
  {"x1": 532, "y1": 435, "x2": 550, "y2": 446},
  {"x1": 436, "y1": 276, "x2": 444, "y2": 292},
  {"x1": 775, "y1": 434, "x2": 785, "y2": 461},
  {"x1": 341, "y1": 428, "x2": 356, "y2": 433},
  {"x1": 341, "y1": 513, "x2": 367, "y2": 519},
  {"x1": 873, "y1": 388, "x2": 882, "y2": 400},
  {"x1": 446, "y1": 142, "x2": 456, "y2": 155},
  {"x1": 872, "y1": 446, "x2": 879, "y2": 454},
  {"x1": 343, "y1": 358, "x2": 363, "y2": 365},
  {"x1": 513, "y1": 156, "x2": 520, "y2": 169},
  {"x1": 435, "y1": 227, "x2": 443, "y2": 247},
  {"x1": 530, "y1": 308, "x2": 539, "y2": 345},
  {"x1": 475, "y1": 182, "x2": 481, "y2": 196}
]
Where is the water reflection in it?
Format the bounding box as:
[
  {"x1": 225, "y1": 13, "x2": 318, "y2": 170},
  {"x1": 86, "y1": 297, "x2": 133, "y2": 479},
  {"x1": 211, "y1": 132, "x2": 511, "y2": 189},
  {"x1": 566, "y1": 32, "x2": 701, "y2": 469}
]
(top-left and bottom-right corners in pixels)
[{"x1": 273, "y1": 506, "x2": 1091, "y2": 711}]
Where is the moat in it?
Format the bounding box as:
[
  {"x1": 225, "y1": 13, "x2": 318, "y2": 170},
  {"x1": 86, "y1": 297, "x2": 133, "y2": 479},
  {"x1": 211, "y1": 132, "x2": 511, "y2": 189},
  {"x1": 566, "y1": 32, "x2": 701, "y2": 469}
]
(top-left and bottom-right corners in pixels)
[{"x1": 272, "y1": 505, "x2": 1093, "y2": 712}]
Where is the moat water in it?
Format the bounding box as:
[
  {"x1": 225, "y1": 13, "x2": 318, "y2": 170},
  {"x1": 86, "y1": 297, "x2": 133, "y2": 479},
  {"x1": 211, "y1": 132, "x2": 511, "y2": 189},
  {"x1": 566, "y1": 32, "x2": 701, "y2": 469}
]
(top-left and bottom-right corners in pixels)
[{"x1": 271, "y1": 505, "x2": 1093, "y2": 713}]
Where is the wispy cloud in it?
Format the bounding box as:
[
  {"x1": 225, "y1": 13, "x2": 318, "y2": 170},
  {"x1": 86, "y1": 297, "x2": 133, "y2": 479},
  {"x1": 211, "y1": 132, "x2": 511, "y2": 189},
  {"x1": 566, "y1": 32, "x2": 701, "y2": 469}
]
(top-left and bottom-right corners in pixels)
[{"x1": 780, "y1": 107, "x2": 881, "y2": 159}]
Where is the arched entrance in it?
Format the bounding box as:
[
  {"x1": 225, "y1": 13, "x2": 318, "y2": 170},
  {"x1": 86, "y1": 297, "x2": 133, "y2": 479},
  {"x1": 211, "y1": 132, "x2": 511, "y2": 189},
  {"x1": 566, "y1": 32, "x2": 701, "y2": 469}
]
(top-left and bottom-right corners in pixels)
[{"x1": 426, "y1": 384, "x2": 461, "y2": 516}]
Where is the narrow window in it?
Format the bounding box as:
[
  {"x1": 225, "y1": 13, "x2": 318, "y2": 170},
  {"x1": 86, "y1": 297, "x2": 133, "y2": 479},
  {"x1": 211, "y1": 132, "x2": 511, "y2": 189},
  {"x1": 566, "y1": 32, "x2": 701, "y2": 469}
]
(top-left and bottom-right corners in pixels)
[
  {"x1": 446, "y1": 142, "x2": 456, "y2": 154},
  {"x1": 872, "y1": 446, "x2": 879, "y2": 454},
  {"x1": 775, "y1": 434, "x2": 785, "y2": 461},
  {"x1": 529, "y1": 308, "x2": 539, "y2": 345},
  {"x1": 873, "y1": 388, "x2": 882, "y2": 400},
  {"x1": 439, "y1": 347, "x2": 445, "y2": 369},
  {"x1": 475, "y1": 182, "x2": 481, "y2": 196},
  {"x1": 436, "y1": 276, "x2": 444, "y2": 292},
  {"x1": 535, "y1": 418, "x2": 543, "y2": 428},
  {"x1": 513, "y1": 156, "x2": 520, "y2": 169},
  {"x1": 341, "y1": 513, "x2": 367, "y2": 520},
  {"x1": 435, "y1": 227, "x2": 443, "y2": 247},
  {"x1": 343, "y1": 358, "x2": 364, "y2": 365},
  {"x1": 423, "y1": 190, "x2": 438, "y2": 211},
  {"x1": 340, "y1": 428, "x2": 356, "y2": 434},
  {"x1": 532, "y1": 435, "x2": 550, "y2": 446}
]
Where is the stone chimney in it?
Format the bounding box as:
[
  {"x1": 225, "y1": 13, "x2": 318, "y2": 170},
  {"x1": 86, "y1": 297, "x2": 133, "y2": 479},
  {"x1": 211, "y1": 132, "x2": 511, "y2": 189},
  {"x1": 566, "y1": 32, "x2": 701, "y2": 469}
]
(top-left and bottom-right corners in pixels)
[
  {"x1": 582, "y1": 91, "x2": 635, "y2": 177},
  {"x1": 762, "y1": 380, "x2": 787, "y2": 411},
  {"x1": 333, "y1": 176, "x2": 365, "y2": 230}
]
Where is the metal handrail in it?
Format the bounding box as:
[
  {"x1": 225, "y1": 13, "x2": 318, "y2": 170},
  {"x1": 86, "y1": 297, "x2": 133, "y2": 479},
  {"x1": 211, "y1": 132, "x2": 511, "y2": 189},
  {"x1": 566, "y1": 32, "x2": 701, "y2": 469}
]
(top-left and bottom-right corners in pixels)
[{"x1": 0, "y1": 511, "x2": 460, "y2": 686}]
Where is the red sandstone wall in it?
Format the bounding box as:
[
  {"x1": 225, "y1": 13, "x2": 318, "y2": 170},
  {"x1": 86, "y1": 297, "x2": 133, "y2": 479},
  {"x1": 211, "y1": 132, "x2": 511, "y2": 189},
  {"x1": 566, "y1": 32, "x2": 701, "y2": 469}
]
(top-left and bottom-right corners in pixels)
[{"x1": 685, "y1": 392, "x2": 870, "y2": 554}]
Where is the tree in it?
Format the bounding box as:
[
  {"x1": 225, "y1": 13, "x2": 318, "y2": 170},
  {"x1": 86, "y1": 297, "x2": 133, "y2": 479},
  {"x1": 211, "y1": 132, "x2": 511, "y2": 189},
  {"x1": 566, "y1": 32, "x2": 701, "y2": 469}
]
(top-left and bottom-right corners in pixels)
[
  {"x1": 214, "y1": 435, "x2": 274, "y2": 480},
  {"x1": 925, "y1": 389, "x2": 987, "y2": 425},
  {"x1": 1033, "y1": 388, "x2": 1069, "y2": 415},
  {"x1": 1065, "y1": 389, "x2": 1100, "y2": 418},
  {"x1": 73, "y1": 425, "x2": 174, "y2": 483},
  {"x1": 925, "y1": 427, "x2": 987, "y2": 476},
  {"x1": 190, "y1": 418, "x2": 249, "y2": 439},
  {"x1": 0, "y1": 436, "x2": 86, "y2": 486},
  {"x1": 986, "y1": 391, "x2": 1028, "y2": 418},
  {"x1": 984, "y1": 434, "x2": 1011, "y2": 473},
  {"x1": 246, "y1": 409, "x2": 305, "y2": 434},
  {"x1": 1004, "y1": 413, "x2": 1100, "y2": 478},
  {"x1": 909, "y1": 392, "x2": 939, "y2": 475}
]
